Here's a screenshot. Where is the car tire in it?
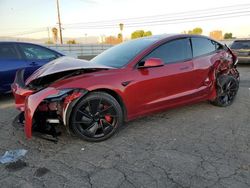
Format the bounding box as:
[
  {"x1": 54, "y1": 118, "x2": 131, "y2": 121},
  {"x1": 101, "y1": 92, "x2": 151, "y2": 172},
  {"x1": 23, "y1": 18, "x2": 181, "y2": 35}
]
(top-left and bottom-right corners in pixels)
[
  {"x1": 211, "y1": 75, "x2": 239, "y2": 107},
  {"x1": 70, "y1": 92, "x2": 123, "y2": 142}
]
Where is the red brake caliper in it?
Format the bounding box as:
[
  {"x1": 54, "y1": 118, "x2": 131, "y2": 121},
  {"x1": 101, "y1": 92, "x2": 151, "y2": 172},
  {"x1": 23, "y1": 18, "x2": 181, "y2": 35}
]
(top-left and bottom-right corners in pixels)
[
  {"x1": 103, "y1": 105, "x2": 112, "y2": 123},
  {"x1": 104, "y1": 115, "x2": 112, "y2": 123}
]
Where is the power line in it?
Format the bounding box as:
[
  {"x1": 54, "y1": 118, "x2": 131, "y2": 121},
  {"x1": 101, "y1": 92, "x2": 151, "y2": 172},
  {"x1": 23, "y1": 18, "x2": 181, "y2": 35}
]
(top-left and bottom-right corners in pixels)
[
  {"x1": 0, "y1": 27, "x2": 47, "y2": 31},
  {"x1": 3, "y1": 12, "x2": 250, "y2": 36},
  {"x1": 63, "y1": 4, "x2": 250, "y2": 27},
  {"x1": 63, "y1": 10, "x2": 250, "y2": 29},
  {"x1": 2, "y1": 3, "x2": 250, "y2": 36},
  {"x1": 2, "y1": 28, "x2": 48, "y2": 37}
]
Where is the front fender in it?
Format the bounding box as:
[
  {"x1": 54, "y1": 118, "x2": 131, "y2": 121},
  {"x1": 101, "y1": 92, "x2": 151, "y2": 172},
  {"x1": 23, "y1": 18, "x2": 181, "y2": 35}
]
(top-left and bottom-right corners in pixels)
[{"x1": 24, "y1": 87, "x2": 58, "y2": 138}]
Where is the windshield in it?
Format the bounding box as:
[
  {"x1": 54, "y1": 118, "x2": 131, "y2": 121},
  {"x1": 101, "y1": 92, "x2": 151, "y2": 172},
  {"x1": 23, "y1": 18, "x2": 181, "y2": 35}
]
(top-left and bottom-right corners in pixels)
[
  {"x1": 231, "y1": 41, "x2": 250, "y2": 49},
  {"x1": 90, "y1": 38, "x2": 158, "y2": 68}
]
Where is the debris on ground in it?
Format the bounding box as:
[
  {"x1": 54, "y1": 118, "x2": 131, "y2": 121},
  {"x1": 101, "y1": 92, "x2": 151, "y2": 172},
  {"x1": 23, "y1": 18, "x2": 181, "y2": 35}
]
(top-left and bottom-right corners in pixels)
[
  {"x1": 34, "y1": 167, "x2": 50, "y2": 177},
  {"x1": 5, "y1": 160, "x2": 27, "y2": 171},
  {"x1": 0, "y1": 149, "x2": 27, "y2": 164}
]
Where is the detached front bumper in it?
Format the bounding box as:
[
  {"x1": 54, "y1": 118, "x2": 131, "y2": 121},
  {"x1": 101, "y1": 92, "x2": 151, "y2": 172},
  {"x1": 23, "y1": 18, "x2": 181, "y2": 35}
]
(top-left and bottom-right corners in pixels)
[
  {"x1": 12, "y1": 69, "x2": 87, "y2": 139},
  {"x1": 12, "y1": 70, "x2": 59, "y2": 138},
  {"x1": 24, "y1": 87, "x2": 59, "y2": 138}
]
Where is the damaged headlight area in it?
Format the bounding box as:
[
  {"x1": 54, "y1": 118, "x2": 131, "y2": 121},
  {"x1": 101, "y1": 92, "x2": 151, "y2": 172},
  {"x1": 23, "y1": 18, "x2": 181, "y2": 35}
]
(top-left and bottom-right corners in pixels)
[
  {"x1": 31, "y1": 88, "x2": 88, "y2": 140},
  {"x1": 44, "y1": 88, "x2": 74, "y2": 101}
]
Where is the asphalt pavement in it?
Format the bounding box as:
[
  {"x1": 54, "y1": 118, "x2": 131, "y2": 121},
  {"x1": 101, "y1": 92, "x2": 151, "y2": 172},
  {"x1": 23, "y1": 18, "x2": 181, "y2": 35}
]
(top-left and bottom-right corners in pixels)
[{"x1": 0, "y1": 65, "x2": 249, "y2": 188}]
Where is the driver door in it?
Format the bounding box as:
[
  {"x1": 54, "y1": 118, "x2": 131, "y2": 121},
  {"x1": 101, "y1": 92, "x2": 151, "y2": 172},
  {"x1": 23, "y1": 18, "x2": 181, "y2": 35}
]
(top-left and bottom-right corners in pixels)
[{"x1": 125, "y1": 38, "x2": 196, "y2": 119}]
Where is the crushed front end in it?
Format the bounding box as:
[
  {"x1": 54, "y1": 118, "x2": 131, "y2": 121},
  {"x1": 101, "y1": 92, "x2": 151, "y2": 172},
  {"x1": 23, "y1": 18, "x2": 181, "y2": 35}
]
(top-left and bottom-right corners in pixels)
[{"x1": 12, "y1": 69, "x2": 87, "y2": 139}]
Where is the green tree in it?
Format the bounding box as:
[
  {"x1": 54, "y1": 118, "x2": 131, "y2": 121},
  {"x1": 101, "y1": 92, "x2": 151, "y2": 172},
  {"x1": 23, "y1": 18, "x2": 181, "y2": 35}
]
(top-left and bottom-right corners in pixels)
[
  {"x1": 131, "y1": 30, "x2": 152, "y2": 39},
  {"x1": 66, "y1": 39, "x2": 76, "y2": 44},
  {"x1": 193, "y1": 27, "x2": 203, "y2": 35},
  {"x1": 143, "y1": 31, "x2": 152, "y2": 37},
  {"x1": 188, "y1": 27, "x2": 203, "y2": 35},
  {"x1": 224, "y1": 33, "x2": 233, "y2": 39},
  {"x1": 131, "y1": 30, "x2": 144, "y2": 39}
]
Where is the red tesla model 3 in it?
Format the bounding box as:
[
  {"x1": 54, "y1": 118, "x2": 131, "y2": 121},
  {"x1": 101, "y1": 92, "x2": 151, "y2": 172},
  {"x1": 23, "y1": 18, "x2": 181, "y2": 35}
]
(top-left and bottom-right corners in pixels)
[{"x1": 12, "y1": 34, "x2": 239, "y2": 142}]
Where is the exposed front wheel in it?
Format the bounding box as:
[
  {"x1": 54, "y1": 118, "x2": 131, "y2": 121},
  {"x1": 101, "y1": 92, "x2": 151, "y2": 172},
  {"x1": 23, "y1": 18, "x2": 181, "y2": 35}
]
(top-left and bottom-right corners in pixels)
[
  {"x1": 211, "y1": 75, "x2": 239, "y2": 107},
  {"x1": 70, "y1": 92, "x2": 123, "y2": 142}
]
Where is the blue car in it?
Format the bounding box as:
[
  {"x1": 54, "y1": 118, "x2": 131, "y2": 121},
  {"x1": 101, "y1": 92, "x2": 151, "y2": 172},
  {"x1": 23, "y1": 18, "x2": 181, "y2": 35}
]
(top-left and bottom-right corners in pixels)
[{"x1": 0, "y1": 42, "x2": 64, "y2": 93}]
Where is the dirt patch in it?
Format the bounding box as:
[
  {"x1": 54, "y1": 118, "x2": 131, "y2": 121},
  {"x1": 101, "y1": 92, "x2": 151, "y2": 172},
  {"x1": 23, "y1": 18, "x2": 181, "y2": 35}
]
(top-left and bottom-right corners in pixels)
[
  {"x1": 5, "y1": 160, "x2": 27, "y2": 172},
  {"x1": 34, "y1": 167, "x2": 50, "y2": 177}
]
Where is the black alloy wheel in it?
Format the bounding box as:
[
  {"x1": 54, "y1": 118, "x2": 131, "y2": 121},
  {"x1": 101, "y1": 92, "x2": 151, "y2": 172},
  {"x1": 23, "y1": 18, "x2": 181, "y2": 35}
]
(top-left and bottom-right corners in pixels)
[
  {"x1": 70, "y1": 92, "x2": 123, "y2": 142},
  {"x1": 211, "y1": 75, "x2": 239, "y2": 107}
]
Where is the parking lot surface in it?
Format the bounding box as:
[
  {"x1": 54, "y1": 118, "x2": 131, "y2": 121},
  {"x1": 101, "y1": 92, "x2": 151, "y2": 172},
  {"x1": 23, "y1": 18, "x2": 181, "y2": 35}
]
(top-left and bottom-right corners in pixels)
[{"x1": 0, "y1": 66, "x2": 249, "y2": 188}]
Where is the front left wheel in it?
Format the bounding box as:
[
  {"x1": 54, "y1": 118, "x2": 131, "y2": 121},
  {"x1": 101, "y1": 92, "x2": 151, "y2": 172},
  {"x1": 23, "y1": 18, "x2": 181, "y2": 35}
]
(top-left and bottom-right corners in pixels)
[{"x1": 70, "y1": 92, "x2": 123, "y2": 142}]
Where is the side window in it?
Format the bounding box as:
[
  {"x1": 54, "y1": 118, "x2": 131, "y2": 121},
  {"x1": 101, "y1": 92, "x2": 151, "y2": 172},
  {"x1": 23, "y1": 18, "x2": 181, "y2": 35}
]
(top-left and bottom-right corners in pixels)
[
  {"x1": 191, "y1": 38, "x2": 217, "y2": 57},
  {"x1": 213, "y1": 41, "x2": 224, "y2": 51},
  {"x1": 141, "y1": 38, "x2": 192, "y2": 64},
  {"x1": 20, "y1": 44, "x2": 58, "y2": 60},
  {"x1": 0, "y1": 44, "x2": 19, "y2": 60}
]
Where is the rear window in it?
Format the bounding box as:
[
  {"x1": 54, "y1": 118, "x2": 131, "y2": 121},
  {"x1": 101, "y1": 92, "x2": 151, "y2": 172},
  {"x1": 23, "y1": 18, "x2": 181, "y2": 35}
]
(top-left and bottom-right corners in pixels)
[
  {"x1": 0, "y1": 44, "x2": 19, "y2": 60},
  {"x1": 231, "y1": 41, "x2": 250, "y2": 49},
  {"x1": 191, "y1": 38, "x2": 217, "y2": 57}
]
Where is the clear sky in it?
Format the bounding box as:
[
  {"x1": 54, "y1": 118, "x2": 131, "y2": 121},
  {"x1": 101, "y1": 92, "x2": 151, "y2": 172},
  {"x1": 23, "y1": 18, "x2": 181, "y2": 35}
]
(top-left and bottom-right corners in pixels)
[{"x1": 0, "y1": 0, "x2": 250, "y2": 39}]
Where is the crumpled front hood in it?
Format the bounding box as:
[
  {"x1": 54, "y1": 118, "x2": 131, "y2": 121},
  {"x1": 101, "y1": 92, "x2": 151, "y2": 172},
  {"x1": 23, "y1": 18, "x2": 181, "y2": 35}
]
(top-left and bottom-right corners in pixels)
[{"x1": 26, "y1": 56, "x2": 113, "y2": 84}]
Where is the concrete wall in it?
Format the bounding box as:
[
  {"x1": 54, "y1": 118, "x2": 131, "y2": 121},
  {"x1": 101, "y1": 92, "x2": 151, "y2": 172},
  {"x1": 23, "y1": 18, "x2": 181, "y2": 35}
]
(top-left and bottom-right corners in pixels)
[{"x1": 46, "y1": 44, "x2": 113, "y2": 59}]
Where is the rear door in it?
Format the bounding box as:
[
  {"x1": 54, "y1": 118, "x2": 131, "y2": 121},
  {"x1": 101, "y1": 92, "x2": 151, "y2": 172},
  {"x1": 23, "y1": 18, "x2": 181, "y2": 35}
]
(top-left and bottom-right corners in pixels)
[
  {"x1": 17, "y1": 43, "x2": 61, "y2": 79},
  {"x1": 191, "y1": 37, "x2": 224, "y2": 95},
  {"x1": 0, "y1": 43, "x2": 27, "y2": 93}
]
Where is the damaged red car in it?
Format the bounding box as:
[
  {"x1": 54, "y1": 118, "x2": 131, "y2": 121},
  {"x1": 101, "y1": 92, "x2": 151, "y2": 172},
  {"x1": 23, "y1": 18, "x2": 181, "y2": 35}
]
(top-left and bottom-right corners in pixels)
[{"x1": 12, "y1": 34, "x2": 239, "y2": 142}]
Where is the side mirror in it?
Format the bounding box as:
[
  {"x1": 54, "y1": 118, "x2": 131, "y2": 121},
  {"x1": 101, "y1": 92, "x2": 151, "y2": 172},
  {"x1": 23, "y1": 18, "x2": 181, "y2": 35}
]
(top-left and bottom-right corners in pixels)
[{"x1": 141, "y1": 58, "x2": 164, "y2": 68}]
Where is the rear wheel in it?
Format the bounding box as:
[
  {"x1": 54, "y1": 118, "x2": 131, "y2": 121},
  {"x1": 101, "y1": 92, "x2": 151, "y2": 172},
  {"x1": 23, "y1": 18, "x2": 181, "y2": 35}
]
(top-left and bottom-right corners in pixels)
[
  {"x1": 211, "y1": 75, "x2": 239, "y2": 107},
  {"x1": 70, "y1": 92, "x2": 123, "y2": 142}
]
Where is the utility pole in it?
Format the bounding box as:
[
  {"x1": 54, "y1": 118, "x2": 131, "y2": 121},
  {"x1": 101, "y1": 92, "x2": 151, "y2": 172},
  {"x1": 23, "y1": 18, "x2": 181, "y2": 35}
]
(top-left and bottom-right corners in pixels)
[
  {"x1": 56, "y1": 0, "x2": 63, "y2": 44},
  {"x1": 47, "y1": 27, "x2": 50, "y2": 42}
]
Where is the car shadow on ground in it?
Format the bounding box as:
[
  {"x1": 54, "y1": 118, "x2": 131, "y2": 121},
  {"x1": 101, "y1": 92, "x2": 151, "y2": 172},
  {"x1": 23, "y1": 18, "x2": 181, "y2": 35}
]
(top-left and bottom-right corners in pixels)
[
  {"x1": 0, "y1": 93, "x2": 14, "y2": 109},
  {"x1": 0, "y1": 93, "x2": 13, "y2": 99},
  {"x1": 238, "y1": 64, "x2": 250, "y2": 67}
]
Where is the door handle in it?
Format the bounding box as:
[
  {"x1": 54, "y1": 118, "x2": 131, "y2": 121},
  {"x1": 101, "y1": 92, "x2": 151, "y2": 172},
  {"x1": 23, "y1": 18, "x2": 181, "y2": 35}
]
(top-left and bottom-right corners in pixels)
[
  {"x1": 179, "y1": 66, "x2": 189, "y2": 70},
  {"x1": 121, "y1": 80, "x2": 133, "y2": 87},
  {"x1": 29, "y1": 62, "x2": 38, "y2": 66}
]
